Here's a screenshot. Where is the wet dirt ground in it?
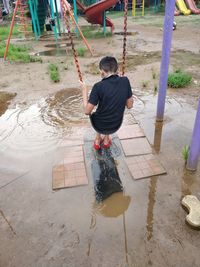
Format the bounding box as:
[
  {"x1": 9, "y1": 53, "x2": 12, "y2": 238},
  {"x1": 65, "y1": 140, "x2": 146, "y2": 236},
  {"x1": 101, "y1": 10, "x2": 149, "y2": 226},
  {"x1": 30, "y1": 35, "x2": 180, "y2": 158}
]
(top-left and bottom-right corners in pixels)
[{"x1": 0, "y1": 14, "x2": 200, "y2": 267}]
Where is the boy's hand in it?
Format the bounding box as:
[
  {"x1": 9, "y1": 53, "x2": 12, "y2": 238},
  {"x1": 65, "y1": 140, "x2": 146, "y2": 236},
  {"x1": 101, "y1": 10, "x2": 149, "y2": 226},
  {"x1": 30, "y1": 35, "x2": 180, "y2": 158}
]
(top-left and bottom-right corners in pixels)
[{"x1": 79, "y1": 80, "x2": 88, "y2": 91}]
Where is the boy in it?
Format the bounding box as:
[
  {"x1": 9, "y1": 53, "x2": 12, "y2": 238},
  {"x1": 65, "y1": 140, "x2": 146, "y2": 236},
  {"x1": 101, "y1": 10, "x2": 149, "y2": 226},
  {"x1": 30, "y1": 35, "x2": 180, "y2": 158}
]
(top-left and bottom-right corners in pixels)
[{"x1": 80, "y1": 56, "x2": 133, "y2": 150}]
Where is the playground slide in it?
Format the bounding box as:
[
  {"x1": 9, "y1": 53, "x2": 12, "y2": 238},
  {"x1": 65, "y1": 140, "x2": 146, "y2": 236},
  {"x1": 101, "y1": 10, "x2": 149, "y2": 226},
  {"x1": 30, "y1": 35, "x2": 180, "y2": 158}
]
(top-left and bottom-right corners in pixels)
[
  {"x1": 184, "y1": 0, "x2": 200, "y2": 14},
  {"x1": 76, "y1": 0, "x2": 119, "y2": 30},
  {"x1": 176, "y1": 0, "x2": 191, "y2": 15},
  {"x1": 174, "y1": 7, "x2": 181, "y2": 15}
]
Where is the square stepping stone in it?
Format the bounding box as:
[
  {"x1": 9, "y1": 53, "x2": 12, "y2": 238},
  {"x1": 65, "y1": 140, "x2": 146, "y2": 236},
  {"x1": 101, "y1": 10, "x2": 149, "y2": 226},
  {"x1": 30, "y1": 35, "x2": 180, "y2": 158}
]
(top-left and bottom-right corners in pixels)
[
  {"x1": 117, "y1": 124, "x2": 145, "y2": 140},
  {"x1": 121, "y1": 138, "x2": 152, "y2": 156},
  {"x1": 63, "y1": 145, "x2": 84, "y2": 164},
  {"x1": 122, "y1": 114, "x2": 137, "y2": 125},
  {"x1": 52, "y1": 162, "x2": 88, "y2": 189},
  {"x1": 125, "y1": 154, "x2": 166, "y2": 180}
]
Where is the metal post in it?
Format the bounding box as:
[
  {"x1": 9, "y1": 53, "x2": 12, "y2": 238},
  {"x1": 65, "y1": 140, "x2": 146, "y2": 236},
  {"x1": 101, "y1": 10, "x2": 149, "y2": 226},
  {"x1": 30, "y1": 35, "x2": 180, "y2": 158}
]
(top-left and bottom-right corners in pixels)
[
  {"x1": 54, "y1": 0, "x2": 61, "y2": 35},
  {"x1": 4, "y1": 0, "x2": 19, "y2": 60},
  {"x1": 103, "y1": 11, "x2": 106, "y2": 36},
  {"x1": 132, "y1": 0, "x2": 135, "y2": 16},
  {"x1": 186, "y1": 99, "x2": 200, "y2": 171},
  {"x1": 49, "y1": 0, "x2": 58, "y2": 40},
  {"x1": 156, "y1": 0, "x2": 175, "y2": 121},
  {"x1": 73, "y1": 0, "x2": 78, "y2": 36}
]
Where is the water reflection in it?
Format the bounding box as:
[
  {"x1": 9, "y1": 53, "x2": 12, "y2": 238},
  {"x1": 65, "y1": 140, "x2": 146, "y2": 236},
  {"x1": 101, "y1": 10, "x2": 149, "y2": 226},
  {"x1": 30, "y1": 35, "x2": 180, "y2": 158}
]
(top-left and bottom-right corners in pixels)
[
  {"x1": 146, "y1": 177, "x2": 158, "y2": 241},
  {"x1": 93, "y1": 192, "x2": 131, "y2": 218},
  {"x1": 91, "y1": 153, "x2": 123, "y2": 202},
  {"x1": 153, "y1": 121, "x2": 163, "y2": 153}
]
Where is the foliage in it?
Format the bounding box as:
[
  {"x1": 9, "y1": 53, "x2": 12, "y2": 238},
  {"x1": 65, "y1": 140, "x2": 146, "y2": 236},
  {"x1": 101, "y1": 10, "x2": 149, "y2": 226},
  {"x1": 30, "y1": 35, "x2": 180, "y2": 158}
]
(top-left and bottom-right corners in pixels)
[
  {"x1": 182, "y1": 145, "x2": 189, "y2": 162},
  {"x1": 48, "y1": 64, "x2": 60, "y2": 83},
  {"x1": 80, "y1": 26, "x2": 112, "y2": 39},
  {"x1": 0, "y1": 42, "x2": 42, "y2": 62},
  {"x1": 0, "y1": 25, "x2": 23, "y2": 41},
  {"x1": 142, "y1": 80, "x2": 148, "y2": 88},
  {"x1": 76, "y1": 46, "x2": 86, "y2": 57},
  {"x1": 168, "y1": 69, "x2": 192, "y2": 88}
]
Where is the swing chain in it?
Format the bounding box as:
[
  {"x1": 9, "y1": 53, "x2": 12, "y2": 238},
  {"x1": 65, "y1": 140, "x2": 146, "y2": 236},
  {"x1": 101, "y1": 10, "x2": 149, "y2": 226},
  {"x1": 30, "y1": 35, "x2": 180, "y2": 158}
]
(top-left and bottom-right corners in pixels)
[
  {"x1": 122, "y1": 0, "x2": 128, "y2": 76},
  {"x1": 61, "y1": 0, "x2": 83, "y2": 82}
]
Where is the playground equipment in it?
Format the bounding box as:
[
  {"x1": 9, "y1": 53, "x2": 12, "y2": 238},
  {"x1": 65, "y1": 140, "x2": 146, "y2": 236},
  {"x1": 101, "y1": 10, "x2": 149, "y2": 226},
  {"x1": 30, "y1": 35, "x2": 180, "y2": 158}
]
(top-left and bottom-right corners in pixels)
[
  {"x1": 184, "y1": 0, "x2": 200, "y2": 14},
  {"x1": 176, "y1": 0, "x2": 191, "y2": 14},
  {"x1": 186, "y1": 99, "x2": 200, "y2": 171},
  {"x1": 76, "y1": 0, "x2": 119, "y2": 31},
  {"x1": 132, "y1": 0, "x2": 145, "y2": 16},
  {"x1": 4, "y1": 0, "x2": 32, "y2": 60}
]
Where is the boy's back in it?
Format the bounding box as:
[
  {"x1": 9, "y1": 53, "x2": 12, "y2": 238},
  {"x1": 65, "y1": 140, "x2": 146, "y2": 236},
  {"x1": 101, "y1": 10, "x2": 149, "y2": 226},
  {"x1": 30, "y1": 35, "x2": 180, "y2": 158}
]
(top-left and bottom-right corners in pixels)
[{"x1": 89, "y1": 74, "x2": 132, "y2": 134}]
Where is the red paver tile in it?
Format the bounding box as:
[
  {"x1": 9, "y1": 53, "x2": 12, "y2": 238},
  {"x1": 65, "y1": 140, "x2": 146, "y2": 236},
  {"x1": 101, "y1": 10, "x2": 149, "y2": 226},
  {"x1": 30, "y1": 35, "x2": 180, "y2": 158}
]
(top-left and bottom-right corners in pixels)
[
  {"x1": 63, "y1": 146, "x2": 84, "y2": 164},
  {"x1": 53, "y1": 170, "x2": 64, "y2": 180},
  {"x1": 53, "y1": 160, "x2": 88, "y2": 189},
  {"x1": 125, "y1": 153, "x2": 166, "y2": 180},
  {"x1": 53, "y1": 164, "x2": 65, "y2": 172},
  {"x1": 117, "y1": 124, "x2": 145, "y2": 140},
  {"x1": 121, "y1": 138, "x2": 152, "y2": 156}
]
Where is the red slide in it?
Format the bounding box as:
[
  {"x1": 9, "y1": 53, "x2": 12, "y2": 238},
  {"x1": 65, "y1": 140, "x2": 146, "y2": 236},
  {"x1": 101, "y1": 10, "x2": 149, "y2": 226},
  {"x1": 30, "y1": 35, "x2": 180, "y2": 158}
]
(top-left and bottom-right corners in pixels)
[
  {"x1": 184, "y1": 0, "x2": 200, "y2": 14},
  {"x1": 76, "y1": 0, "x2": 119, "y2": 30}
]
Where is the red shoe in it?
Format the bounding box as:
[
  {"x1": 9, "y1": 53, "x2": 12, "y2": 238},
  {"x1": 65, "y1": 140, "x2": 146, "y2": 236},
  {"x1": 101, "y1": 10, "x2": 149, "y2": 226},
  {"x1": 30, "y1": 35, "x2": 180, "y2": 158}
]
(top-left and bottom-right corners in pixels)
[
  {"x1": 93, "y1": 141, "x2": 101, "y2": 150},
  {"x1": 102, "y1": 139, "x2": 112, "y2": 149}
]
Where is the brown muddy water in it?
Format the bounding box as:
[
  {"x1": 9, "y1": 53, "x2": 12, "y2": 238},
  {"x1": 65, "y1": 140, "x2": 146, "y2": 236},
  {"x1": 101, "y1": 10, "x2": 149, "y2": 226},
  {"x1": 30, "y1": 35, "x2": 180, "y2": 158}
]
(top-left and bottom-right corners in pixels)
[{"x1": 0, "y1": 88, "x2": 200, "y2": 266}]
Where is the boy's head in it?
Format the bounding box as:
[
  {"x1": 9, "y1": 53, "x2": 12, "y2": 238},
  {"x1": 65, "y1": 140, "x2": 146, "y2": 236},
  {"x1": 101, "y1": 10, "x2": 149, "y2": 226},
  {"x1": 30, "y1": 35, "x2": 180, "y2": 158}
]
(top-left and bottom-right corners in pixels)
[{"x1": 99, "y1": 56, "x2": 118, "y2": 77}]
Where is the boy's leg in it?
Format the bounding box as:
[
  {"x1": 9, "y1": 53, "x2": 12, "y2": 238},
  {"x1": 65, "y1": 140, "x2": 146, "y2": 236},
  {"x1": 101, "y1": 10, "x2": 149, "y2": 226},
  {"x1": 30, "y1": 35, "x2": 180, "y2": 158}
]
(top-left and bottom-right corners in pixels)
[
  {"x1": 103, "y1": 135, "x2": 112, "y2": 145},
  {"x1": 94, "y1": 133, "x2": 101, "y2": 146}
]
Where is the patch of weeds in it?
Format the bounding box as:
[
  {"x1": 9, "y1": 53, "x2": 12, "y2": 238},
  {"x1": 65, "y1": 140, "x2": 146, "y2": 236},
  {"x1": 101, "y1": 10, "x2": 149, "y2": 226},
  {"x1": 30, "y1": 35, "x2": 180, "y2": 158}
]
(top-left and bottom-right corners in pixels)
[
  {"x1": 168, "y1": 69, "x2": 192, "y2": 88},
  {"x1": 80, "y1": 27, "x2": 112, "y2": 39},
  {"x1": 48, "y1": 63, "x2": 60, "y2": 83},
  {"x1": 77, "y1": 46, "x2": 86, "y2": 57},
  {"x1": 142, "y1": 80, "x2": 149, "y2": 88},
  {"x1": 151, "y1": 68, "x2": 157, "y2": 79},
  {"x1": 0, "y1": 25, "x2": 23, "y2": 41},
  {"x1": 182, "y1": 145, "x2": 189, "y2": 163},
  {"x1": 154, "y1": 84, "x2": 158, "y2": 93},
  {"x1": 0, "y1": 42, "x2": 41, "y2": 62}
]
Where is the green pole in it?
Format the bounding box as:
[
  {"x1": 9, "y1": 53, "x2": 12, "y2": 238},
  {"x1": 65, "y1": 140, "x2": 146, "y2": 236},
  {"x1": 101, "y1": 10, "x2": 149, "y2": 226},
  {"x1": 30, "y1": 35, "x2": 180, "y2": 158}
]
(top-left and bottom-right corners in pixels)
[
  {"x1": 29, "y1": 0, "x2": 39, "y2": 38},
  {"x1": 54, "y1": 0, "x2": 61, "y2": 35},
  {"x1": 49, "y1": 0, "x2": 58, "y2": 40},
  {"x1": 103, "y1": 11, "x2": 106, "y2": 36},
  {"x1": 73, "y1": 0, "x2": 79, "y2": 36}
]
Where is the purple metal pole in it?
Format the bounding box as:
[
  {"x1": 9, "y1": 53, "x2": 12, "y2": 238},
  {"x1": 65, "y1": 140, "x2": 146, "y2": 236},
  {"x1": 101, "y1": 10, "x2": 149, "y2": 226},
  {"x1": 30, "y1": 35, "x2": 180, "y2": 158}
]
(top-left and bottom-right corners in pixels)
[
  {"x1": 156, "y1": 0, "x2": 175, "y2": 121},
  {"x1": 186, "y1": 99, "x2": 200, "y2": 171}
]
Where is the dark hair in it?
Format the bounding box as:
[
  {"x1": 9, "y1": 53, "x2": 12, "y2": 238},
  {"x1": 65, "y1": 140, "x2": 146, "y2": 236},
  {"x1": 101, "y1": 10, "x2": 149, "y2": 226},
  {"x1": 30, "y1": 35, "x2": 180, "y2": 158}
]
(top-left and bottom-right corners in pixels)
[{"x1": 99, "y1": 56, "x2": 118, "y2": 73}]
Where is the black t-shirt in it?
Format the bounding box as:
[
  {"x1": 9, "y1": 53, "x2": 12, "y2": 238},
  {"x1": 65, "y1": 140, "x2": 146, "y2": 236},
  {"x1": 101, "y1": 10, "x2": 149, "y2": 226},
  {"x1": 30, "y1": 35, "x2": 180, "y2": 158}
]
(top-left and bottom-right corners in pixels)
[{"x1": 88, "y1": 74, "x2": 132, "y2": 134}]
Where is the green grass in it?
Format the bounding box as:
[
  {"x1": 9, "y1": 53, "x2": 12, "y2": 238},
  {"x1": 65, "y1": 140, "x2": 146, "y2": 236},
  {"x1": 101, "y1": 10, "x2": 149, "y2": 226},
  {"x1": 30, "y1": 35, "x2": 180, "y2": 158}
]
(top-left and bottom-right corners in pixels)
[
  {"x1": 48, "y1": 64, "x2": 60, "y2": 83},
  {"x1": 77, "y1": 46, "x2": 86, "y2": 57},
  {"x1": 168, "y1": 69, "x2": 192, "y2": 88},
  {"x1": 0, "y1": 25, "x2": 24, "y2": 41},
  {"x1": 182, "y1": 145, "x2": 189, "y2": 163},
  {"x1": 80, "y1": 26, "x2": 112, "y2": 39},
  {"x1": 0, "y1": 42, "x2": 41, "y2": 62}
]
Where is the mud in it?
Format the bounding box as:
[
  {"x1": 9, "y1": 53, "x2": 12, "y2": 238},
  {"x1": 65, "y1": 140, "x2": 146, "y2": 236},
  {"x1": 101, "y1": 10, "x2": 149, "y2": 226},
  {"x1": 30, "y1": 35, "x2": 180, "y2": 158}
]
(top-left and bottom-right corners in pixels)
[
  {"x1": 0, "y1": 91, "x2": 16, "y2": 116},
  {"x1": 0, "y1": 14, "x2": 200, "y2": 267}
]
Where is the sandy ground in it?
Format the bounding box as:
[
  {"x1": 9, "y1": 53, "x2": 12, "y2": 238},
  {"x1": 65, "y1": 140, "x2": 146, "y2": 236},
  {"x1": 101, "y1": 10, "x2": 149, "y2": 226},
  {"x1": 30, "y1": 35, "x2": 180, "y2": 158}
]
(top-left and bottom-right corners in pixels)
[{"x1": 0, "y1": 14, "x2": 200, "y2": 267}]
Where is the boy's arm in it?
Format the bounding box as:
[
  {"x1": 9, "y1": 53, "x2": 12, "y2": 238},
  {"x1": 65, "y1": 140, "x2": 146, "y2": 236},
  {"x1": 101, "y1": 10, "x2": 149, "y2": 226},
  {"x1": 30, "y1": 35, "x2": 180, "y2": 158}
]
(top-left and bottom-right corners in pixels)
[
  {"x1": 80, "y1": 81, "x2": 95, "y2": 115},
  {"x1": 126, "y1": 96, "x2": 133, "y2": 109}
]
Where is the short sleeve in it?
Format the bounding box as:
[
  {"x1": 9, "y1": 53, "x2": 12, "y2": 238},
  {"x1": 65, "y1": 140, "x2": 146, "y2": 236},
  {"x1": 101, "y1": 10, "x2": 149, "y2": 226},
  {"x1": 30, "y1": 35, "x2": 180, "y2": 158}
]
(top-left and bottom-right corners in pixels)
[
  {"x1": 126, "y1": 78, "x2": 133, "y2": 99},
  {"x1": 88, "y1": 83, "x2": 99, "y2": 106}
]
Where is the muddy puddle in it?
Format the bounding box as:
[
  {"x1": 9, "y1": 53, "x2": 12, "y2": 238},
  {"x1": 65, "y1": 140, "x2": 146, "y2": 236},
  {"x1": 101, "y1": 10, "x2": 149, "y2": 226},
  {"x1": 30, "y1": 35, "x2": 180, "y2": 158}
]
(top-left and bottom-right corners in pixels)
[
  {"x1": 0, "y1": 88, "x2": 87, "y2": 157},
  {"x1": 86, "y1": 49, "x2": 200, "y2": 74},
  {"x1": 0, "y1": 91, "x2": 16, "y2": 116},
  {"x1": 35, "y1": 49, "x2": 68, "y2": 57}
]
